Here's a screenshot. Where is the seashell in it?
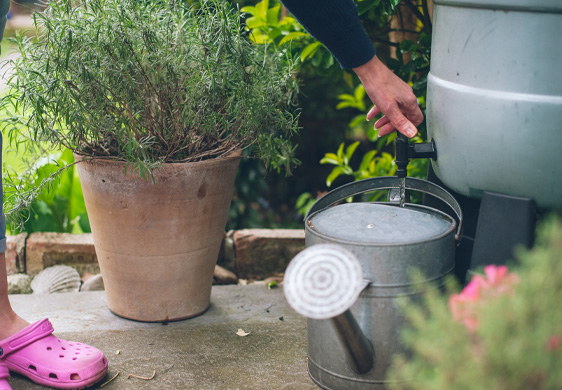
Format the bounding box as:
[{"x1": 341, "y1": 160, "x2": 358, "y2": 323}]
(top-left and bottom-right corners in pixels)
[{"x1": 31, "y1": 265, "x2": 81, "y2": 294}]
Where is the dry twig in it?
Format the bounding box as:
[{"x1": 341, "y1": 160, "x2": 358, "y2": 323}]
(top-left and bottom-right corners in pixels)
[
  {"x1": 127, "y1": 370, "x2": 157, "y2": 380},
  {"x1": 100, "y1": 371, "x2": 120, "y2": 387}
]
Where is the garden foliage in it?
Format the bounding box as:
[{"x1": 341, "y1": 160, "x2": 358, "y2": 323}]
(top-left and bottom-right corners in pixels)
[
  {"x1": 3, "y1": 0, "x2": 435, "y2": 231},
  {"x1": 242, "y1": 0, "x2": 433, "y2": 213},
  {"x1": 388, "y1": 216, "x2": 562, "y2": 390}
]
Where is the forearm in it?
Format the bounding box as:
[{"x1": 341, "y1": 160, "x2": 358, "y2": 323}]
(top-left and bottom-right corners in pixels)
[
  {"x1": 280, "y1": 0, "x2": 375, "y2": 69},
  {"x1": 0, "y1": 0, "x2": 8, "y2": 253},
  {"x1": 0, "y1": 0, "x2": 10, "y2": 51}
]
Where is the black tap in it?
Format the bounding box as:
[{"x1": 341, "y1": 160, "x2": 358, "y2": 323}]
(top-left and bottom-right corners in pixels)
[{"x1": 394, "y1": 133, "x2": 437, "y2": 178}]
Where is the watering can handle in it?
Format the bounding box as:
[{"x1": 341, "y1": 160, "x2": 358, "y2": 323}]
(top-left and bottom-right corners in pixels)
[{"x1": 306, "y1": 176, "x2": 463, "y2": 242}]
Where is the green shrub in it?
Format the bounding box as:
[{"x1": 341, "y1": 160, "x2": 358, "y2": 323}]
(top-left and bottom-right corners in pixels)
[{"x1": 388, "y1": 215, "x2": 562, "y2": 390}]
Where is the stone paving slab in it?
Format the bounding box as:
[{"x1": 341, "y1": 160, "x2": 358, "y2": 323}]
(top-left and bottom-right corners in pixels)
[{"x1": 8, "y1": 285, "x2": 318, "y2": 390}]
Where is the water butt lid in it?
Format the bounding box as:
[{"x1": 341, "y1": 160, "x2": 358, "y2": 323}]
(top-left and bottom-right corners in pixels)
[{"x1": 309, "y1": 203, "x2": 454, "y2": 245}]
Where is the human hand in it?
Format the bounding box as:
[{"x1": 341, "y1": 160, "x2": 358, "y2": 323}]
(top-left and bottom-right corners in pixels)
[{"x1": 353, "y1": 55, "x2": 423, "y2": 138}]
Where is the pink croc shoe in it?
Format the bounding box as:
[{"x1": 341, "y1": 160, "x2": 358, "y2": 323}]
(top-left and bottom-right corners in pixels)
[
  {"x1": 0, "y1": 319, "x2": 107, "y2": 389},
  {"x1": 0, "y1": 362, "x2": 11, "y2": 390}
]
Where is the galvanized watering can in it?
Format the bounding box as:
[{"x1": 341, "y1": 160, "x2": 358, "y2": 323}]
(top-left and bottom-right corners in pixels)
[{"x1": 284, "y1": 176, "x2": 462, "y2": 390}]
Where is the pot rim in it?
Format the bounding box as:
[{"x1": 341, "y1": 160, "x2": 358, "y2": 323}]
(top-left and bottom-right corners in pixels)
[{"x1": 73, "y1": 148, "x2": 243, "y2": 168}]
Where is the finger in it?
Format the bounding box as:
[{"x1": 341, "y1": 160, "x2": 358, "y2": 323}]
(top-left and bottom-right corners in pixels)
[
  {"x1": 374, "y1": 116, "x2": 390, "y2": 129},
  {"x1": 366, "y1": 105, "x2": 381, "y2": 121},
  {"x1": 377, "y1": 122, "x2": 397, "y2": 138},
  {"x1": 385, "y1": 106, "x2": 418, "y2": 138}
]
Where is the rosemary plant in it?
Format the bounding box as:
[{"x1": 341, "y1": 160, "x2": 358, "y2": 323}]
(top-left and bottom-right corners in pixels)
[
  {"x1": 1, "y1": 0, "x2": 300, "y2": 229},
  {"x1": 3, "y1": 0, "x2": 299, "y2": 170}
]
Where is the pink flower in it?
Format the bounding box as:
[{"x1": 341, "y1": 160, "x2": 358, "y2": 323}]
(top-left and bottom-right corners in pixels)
[
  {"x1": 546, "y1": 335, "x2": 560, "y2": 351},
  {"x1": 483, "y1": 265, "x2": 520, "y2": 296},
  {"x1": 448, "y1": 265, "x2": 519, "y2": 332}
]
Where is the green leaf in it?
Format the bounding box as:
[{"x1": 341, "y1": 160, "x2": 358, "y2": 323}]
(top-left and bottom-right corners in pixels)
[
  {"x1": 278, "y1": 31, "x2": 307, "y2": 45},
  {"x1": 326, "y1": 167, "x2": 344, "y2": 187},
  {"x1": 268, "y1": 27, "x2": 282, "y2": 41},
  {"x1": 345, "y1": 141, "x2": 360, "y2": 164},
  {"x1": 78, "y1": 212, "x2": 91, "y2": 233},
  {"x1": 255, "y1": 0, "x2": 269, "y2": 20},
  {"x1": 311, "y1": 49, "x2": 323, "y2": 67},
  {"x1": 338, "y1": 93, "x2": 355, "y2": 103},
  {"x1": 343, "y1": 71, "x2": 354, "y2": 88},
  {"x1": 386, "y1": 132, "x2": 398, "y2": 146},
  {"x1": 320, "y1": 153, "x2": 340, "y2": 165},
  {"x1": 336, "y1": 101, "x2": 356, "y2": 110},
  {"x1": 300, "y1": 42, "x2": 321, "y2": 61},
  {"x1": 336, "y1": 142, "x2": 345, "y2": 161},
  {"x1": 336, "y1": 93, "x2": 359, "y2": 110},
  {"x1": 240, "y1": 6, "x2": 256, "y2": 15},
  {"x1": 323, "y1": 53, "x2": 334, "y2": 68},
  {"x1": 367, "y1": 126, "x2": 378, "y2": 142},
  {"x1": 245, "y1": 16, "x2": 262, "y2": 29},
  {"x1": 400, "y1": 39, "x2": 417, "y2": 52},
  {"x1": 354, "y1": 85, "x2": 366, "y2": 108},
  {"x1": 337, "y1": 93, "x2": 355, "y2": 101},
  {"x1": 349, "y1": 114, "x2": 367, "y2": 128},
  {"x1": 357, "y1": 0, "x2": 378, "y2": 15},
  {"x1": 359, "y1": 150, "x2": 377, "y2": 172},
  {"x1": 266, "y1": 4, "x2": 280, "y2": 26},
  {"x1": 295, "y1": 192, "x2": 312, "y2": 209}
]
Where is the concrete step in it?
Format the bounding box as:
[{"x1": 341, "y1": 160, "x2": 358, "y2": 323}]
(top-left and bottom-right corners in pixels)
[{"x1": 7, "y1": 285, "x2": 317, "y2": 390}]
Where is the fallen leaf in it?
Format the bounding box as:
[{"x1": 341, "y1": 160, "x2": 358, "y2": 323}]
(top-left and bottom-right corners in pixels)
[{"x1": 236, "y1": 329, "x2": 251, "y2": 337}]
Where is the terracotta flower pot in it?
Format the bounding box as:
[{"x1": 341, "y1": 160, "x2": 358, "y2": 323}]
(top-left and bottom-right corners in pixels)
[{"x1": 75, "y1": 152, "x2": 241, "y2": 322}]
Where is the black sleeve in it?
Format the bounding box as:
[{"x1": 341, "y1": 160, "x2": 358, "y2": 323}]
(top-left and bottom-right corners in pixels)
[{"x1": 280, "y1": 0, "x2": 375, "y2": 69}]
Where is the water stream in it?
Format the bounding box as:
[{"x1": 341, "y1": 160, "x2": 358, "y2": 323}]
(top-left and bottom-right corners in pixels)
[{"x1": 399, "y1": 177, "x2": 406, "y2": 207}]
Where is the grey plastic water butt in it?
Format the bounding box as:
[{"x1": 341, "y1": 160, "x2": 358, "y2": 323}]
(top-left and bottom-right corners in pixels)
[{"x1": 427, "y1": 0, "x2": 562, "y2": 208}]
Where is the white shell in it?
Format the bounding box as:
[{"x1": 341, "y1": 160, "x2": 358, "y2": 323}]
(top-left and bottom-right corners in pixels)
[{"x1": 31, "y1": 265, "x2": 81, "y2": 294}]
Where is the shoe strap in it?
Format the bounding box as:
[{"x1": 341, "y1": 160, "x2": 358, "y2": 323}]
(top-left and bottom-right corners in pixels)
[
  {"x1": 0, "y1": 319, "x2": 54, "y2": 360},
  {"x1": 0, "y1": 363, "x2": 9, "y2": 379}
]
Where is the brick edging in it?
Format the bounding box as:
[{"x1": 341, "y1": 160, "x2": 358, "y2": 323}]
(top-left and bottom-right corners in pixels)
[{"x1": 6, "y1": 229, "x2": 305, "y2": 280}]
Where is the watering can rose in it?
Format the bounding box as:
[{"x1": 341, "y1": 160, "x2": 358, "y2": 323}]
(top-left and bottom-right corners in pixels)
[{"x1": 448, "y1": 265, "x2": 520, "y2": 332}]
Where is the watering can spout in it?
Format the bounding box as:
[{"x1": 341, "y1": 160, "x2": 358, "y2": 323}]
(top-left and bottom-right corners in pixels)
[
  {"x1": 332, "y1": 308, "x2": 374, "y2": 374},
  {"x1": 284, "y1": 244, "x2": 375, "y2": 374}
]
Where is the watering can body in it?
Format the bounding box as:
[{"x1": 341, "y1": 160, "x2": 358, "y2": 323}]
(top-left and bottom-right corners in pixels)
[{"x1": 285, "y1": 177, "x2": 460, "y2": 389}]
